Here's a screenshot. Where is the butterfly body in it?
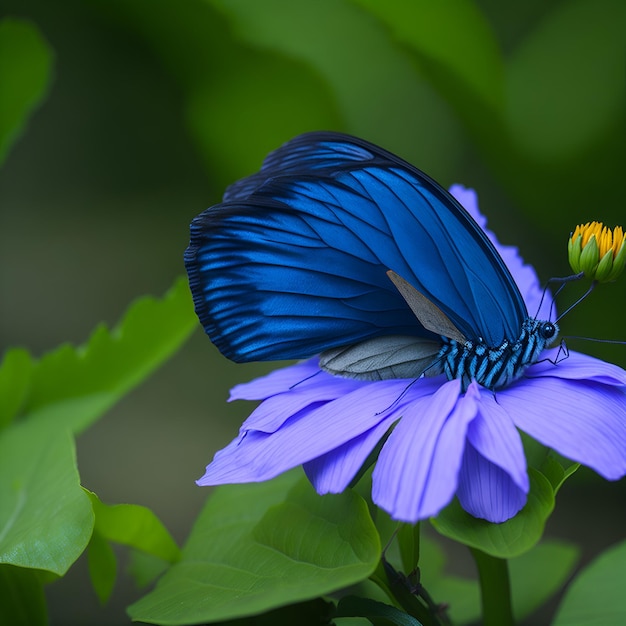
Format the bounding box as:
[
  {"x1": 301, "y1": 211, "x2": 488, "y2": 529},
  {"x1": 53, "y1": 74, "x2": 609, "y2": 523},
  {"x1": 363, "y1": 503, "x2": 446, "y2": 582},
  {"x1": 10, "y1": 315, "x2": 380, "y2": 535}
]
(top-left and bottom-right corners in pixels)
[
  {"x1": 438, "y1": 318, "x2": 558, "y2": 390},
  {"x1": 185, "y1": 132, "x2": 558, "y2": 390}
]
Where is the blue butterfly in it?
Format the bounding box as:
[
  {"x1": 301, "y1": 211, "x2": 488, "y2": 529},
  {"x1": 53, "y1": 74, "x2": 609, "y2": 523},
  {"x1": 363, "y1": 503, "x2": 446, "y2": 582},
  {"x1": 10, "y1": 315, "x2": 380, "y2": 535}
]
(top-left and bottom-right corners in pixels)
[{"x1": 184, "y1": 132, "x2": 558, "y2": 390}]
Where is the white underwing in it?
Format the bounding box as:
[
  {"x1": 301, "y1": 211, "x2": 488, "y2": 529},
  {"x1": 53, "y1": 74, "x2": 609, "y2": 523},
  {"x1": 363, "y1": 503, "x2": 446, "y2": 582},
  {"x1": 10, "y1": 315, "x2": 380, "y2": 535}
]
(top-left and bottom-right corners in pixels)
[{"x1": 319, "y1": 335, "x2": 442, "y2": 380}]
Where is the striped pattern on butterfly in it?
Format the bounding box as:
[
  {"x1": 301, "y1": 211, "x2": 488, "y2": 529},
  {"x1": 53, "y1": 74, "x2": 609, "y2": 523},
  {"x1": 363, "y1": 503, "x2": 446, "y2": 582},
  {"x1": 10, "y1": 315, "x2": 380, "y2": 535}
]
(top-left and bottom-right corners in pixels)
[{"x1": 184, "y1": 132, "x2": 558, "y2": 390}]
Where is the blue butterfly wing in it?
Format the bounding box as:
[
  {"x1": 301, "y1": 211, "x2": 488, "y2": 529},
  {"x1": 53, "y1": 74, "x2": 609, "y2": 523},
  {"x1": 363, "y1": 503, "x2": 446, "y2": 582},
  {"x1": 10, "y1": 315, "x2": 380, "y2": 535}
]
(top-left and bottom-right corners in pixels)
[
  {"x1": 185, "y1": 132, "x2": 528, "y2": 362},
  {"x1": 223, "y1": 136, "x2": 375, "y2": 202}
]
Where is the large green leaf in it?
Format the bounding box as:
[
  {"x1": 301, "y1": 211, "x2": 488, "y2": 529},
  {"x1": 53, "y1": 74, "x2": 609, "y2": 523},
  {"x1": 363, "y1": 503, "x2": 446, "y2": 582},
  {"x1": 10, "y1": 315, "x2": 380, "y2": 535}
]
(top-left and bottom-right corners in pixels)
[
  {"x1": 0, "y1": 278, "x2": 196, "y2": 586},
  {"x1": 0, "y1": 419, "x2": 93, "y2": 574},
  {"x1": 552, "y1": 539, "x2": 626, "y2": 626},
  {"x1": 0, "y1": 277, "x2": 197, "y2": 434},
  {"x1": 431, "y1": 469, "x2": 554, "y2": 558},
  {"x1": 0, "y1": 18, "x2": 53, "y2": 165},
  {"x1": 129, "y1": 471, "x2": 381, "y2": 625}
]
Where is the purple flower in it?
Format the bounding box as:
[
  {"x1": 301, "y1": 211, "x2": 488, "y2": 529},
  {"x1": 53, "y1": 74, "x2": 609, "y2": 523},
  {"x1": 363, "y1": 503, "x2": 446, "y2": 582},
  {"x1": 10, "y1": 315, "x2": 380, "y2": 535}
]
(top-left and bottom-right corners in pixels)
[{"x1": 197, "y1": 187, "x2": 626, "y2": 523}]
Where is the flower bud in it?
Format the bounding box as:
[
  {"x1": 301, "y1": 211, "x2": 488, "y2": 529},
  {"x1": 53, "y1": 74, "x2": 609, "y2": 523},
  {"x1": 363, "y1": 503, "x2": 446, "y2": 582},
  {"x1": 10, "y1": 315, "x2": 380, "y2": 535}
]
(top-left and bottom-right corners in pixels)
[{"x1": 568, "y1": 222, "x2": 626, "y2": 282}]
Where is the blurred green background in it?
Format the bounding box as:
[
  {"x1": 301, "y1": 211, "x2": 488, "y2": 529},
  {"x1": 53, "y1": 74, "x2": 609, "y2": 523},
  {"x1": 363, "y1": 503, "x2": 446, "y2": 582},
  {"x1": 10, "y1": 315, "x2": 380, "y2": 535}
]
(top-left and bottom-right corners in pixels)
[{"x1": 1, "y1": 0, "x2": 625, "y2": 623}]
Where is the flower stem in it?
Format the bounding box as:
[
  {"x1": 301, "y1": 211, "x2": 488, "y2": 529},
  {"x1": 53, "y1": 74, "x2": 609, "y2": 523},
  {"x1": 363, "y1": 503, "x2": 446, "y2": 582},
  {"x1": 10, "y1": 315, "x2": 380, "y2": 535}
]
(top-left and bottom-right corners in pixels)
[{"x1": 470, "y1": 548, "x2": 514, "y2": 626}]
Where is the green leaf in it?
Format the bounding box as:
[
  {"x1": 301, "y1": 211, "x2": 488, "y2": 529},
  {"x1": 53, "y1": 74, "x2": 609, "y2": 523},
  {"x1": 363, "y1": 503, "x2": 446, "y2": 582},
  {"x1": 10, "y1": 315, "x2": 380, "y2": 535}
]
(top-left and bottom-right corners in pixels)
[
  {"x1": 351, "y1": 0, "x2": 505, "y2": 137},
  {"x1": 214, "y1": 598, "x2": 335, "y2": 625},
  {"x1": 423, "y1": 575, "x2": 478, "y2": 626},
  {"x1": 431, "y1": 469, "x2": 554, "y2": 558},
  {"x1": 5, "y1": 276, "x2": 197, "y2": 433},
  {"x1": 0, "y1": 348, "x2": 32, "y2": 430},
  {"x1": 207, "y1": 0, "x2": 463, "y2": 179},
  {"x1": 85, "y1": 490, "x2": 180, "y2": 603},
  {"x1": 0, "y1": 419, "x2": 94, "y2": 574},
  {"x1": 418, "y1": 535, "x2": 479, "y2": 625},
  {"x1": 397, "y1": 523, "x2": 421, "y2": 575},
  {"x1": 87, "y1": 531, "x2": 117, "y2": 605},
  {"x1": 506, "y1": 0, "x2": 626, "y2": 162},
  {"x1": 539, "y1": 454, "x2": 579, "y2": 494},
  {"x1": 0, "y1": 279, "x2": 196, "y2": 598},
  {"x1": 86, "y1": 491, "x2": 180, "y2": 563},
  {"x1": 186, "y1": 55, "x2": 341, "y2": 189},
  {"x1": 369, "y1": 522, "x2": 479, "y2": 625},
  {"x1": 0, "y1": 18, "x2": 53, "y2": 165},
  {"x1": 92, "y1": 0, "x2": 340, "y2": 191},
  {"x1": 128, "y1": 550, "x2": 171, "y2": 589},
  {"x1": 336, "y1": 595, "x2": 423, "y2": 626},
  {"x1": 521, "y1": 433, "x2": 579, "y2": 494},
  {"x1": 129, "y1": 470, "x2": 380, "y2": 625},
  {"x1": 552, "y1": 539, "x2": 626, "y2": 626},
  {"x1": 0, "y1": 565, "x2": 47, "y2": 626},
  {"x1": 510, "y1": 540, "x2": 580, "y2": 621}
]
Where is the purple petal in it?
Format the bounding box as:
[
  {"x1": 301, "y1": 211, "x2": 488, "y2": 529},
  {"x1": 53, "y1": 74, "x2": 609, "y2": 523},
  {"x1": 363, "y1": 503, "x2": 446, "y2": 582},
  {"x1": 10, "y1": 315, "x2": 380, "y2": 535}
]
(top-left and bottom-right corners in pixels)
[
  {"x1": 457, "y1": 442, "x2": 527, "y2": 522},
  {"x1": 527, "y1": 349, "x2": 626, "y2": 386},
  {"x1": 240, "y1": 374, "x2": 364, "y2": 434},
  {"x1": 468, "y1": 388, "x2": 528, "y2": 491},
  {"x1": 198, "y1": 378, "x2": 424, "y2": 486},
  {"x1": 449, "y1": 185, "x2": 484, "y2": 227},
  {"x1": 372, "y1": 379, "x2": 479, "y2": 522},
  {"x1": 229, "y1": 359, "x2": 321, "y2": 401},
  {"x1": 304, "y1": 414, "x2": 398, "y2": 494},
  {"x1": 499, "y1": 246, "x2": 552, "y2": 319},
  {"x1": 499, "y1": 377, "x2": 626, "y2": 480}
]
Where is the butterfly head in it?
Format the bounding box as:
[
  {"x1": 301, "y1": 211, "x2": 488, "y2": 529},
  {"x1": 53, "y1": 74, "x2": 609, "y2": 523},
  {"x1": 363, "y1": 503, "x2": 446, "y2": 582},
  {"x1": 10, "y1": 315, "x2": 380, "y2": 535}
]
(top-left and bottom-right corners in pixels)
[{"x1": 538, "y1": 320, "x2": 558, "y2": 343}]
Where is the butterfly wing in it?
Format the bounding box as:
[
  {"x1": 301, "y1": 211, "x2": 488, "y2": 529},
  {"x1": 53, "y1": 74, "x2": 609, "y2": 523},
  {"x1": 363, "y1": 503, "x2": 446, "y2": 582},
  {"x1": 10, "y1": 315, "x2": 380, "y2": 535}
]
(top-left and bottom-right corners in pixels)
[{"x1": 185, "y1": 132, "x2": 527, "y2": 363}]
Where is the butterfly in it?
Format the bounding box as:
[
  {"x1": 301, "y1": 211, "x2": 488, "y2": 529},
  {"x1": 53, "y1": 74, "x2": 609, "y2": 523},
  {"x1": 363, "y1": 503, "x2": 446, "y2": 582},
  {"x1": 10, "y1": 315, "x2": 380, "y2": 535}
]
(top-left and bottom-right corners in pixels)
[{"x1": 184, "y1": 132, "x2": 558, "y2": 390}]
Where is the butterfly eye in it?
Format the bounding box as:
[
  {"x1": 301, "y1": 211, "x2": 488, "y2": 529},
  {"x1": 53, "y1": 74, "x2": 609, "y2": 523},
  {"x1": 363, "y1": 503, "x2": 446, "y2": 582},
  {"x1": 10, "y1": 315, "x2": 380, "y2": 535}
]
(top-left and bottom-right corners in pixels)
[{"x1": 540, "y1": 322, "x2": 558, "y2": 341}]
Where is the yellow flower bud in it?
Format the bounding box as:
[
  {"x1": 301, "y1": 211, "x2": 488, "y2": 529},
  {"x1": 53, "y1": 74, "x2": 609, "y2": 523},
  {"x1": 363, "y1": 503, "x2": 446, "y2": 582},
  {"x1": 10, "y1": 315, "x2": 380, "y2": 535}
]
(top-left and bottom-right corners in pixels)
[{"x1": 568, "y1": 222, "x2": 626, "y2": 282}]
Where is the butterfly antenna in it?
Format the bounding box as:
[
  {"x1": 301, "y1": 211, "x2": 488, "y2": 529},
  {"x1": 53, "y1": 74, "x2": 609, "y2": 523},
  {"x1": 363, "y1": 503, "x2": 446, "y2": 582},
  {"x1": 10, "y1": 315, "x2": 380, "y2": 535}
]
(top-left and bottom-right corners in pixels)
[
  {"x1": 555, "y1": 280, "x2": 596, "y2": 323},
  {"x1": 382, "y1": 527, "x2": 400, "y2": 556},
  {"x1": 535, "y1": 272, "x2": 584, "y2": 320},
  {"x1": 375, "y1": 378, "x2": 419, "y2": 415},
  {"x1": 289, "y1": 368, "x2": 323, "y2": 389},
  {"x1": 561, "y1": 335, "x2": 626, "y2": 346}
]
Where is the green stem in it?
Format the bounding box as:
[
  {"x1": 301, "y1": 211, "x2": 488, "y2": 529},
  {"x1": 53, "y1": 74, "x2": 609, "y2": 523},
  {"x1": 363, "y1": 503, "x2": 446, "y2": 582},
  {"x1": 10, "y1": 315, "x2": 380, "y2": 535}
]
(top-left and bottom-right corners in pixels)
[{"x1": 470, "y1": 548, "x2": 514, "y2": 626}]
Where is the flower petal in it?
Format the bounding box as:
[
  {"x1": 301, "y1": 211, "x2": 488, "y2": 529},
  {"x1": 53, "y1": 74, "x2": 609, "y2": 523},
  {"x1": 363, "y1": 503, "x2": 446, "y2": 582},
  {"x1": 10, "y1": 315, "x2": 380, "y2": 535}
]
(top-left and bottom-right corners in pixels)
[
  {"x1": 527, "y1": 349, "x2": 626, "y2": 386},
  {"x1": 449, "y1": 185, "x2": 484, "y2": 227},
  {"x1": 240, "y1": 375, "x2": 364, "y2": 434},
  {"x1": 304, "y1": 414, "x2": 398, "y2": 494},
  {"x1": 198, "y1": 377, "x2": 423, "y2": 486},
  {"x1": 228, "y1": 359, "x2": 321, "y2": 401},
  {"x1": 372, "y1": 379, "x2": 479, "y2": 522},
  {"x1": 457, "y1": 442, "x2": 527, "y2": 523},
  {"x1": 499, "y1": 377, "x2": 626, "y2": 480},
  {"x1": 468, "y1": 388, "x2": 528, "y2": 492}
]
